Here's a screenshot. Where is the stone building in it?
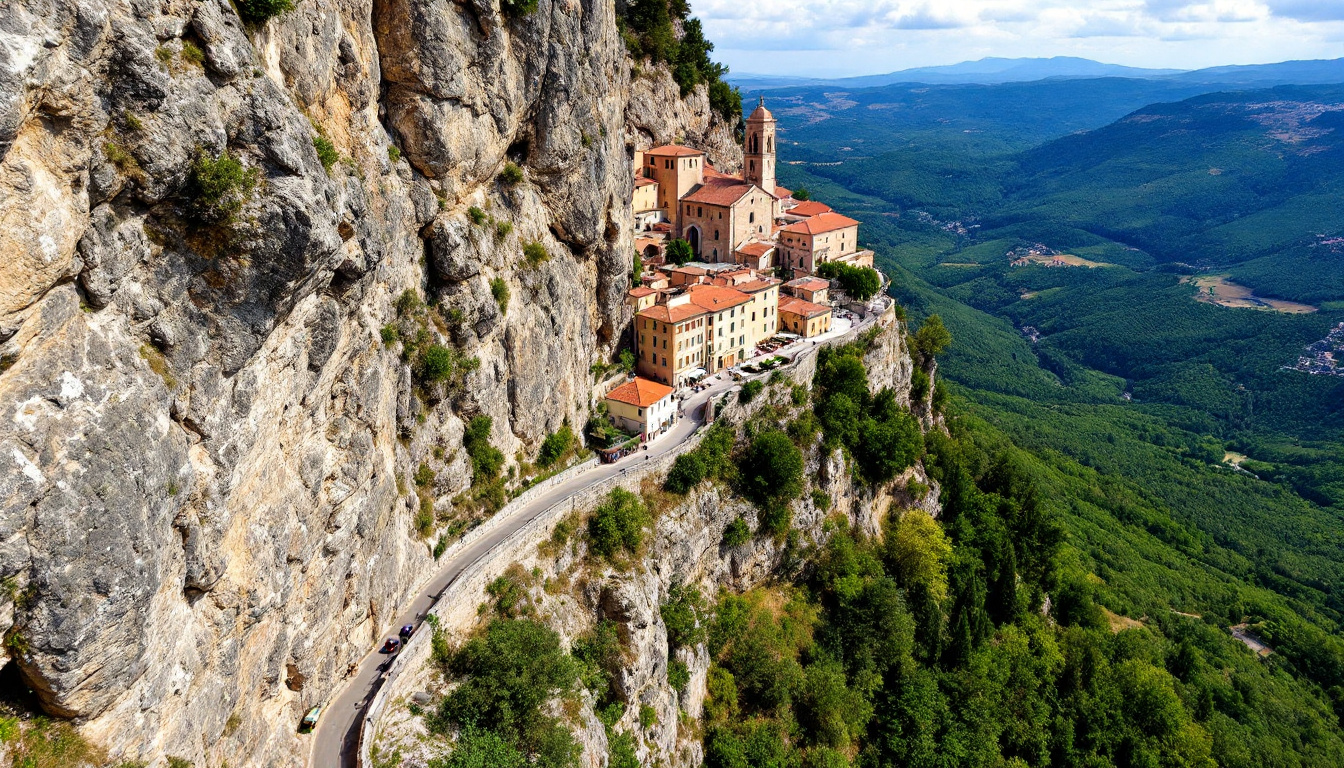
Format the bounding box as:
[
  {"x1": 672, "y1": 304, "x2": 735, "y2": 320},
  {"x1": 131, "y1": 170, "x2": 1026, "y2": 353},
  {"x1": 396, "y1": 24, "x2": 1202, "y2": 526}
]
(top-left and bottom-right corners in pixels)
[{"x1": 777, "y1": 211, "x2": 870, "y2": 277}]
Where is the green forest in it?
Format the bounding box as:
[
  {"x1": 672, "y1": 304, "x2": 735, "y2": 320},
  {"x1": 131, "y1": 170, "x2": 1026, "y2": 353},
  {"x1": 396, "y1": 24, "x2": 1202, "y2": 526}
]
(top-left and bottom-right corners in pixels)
[{"x1": 753, "y1": 78, "x2": 1344, "y2": 766}]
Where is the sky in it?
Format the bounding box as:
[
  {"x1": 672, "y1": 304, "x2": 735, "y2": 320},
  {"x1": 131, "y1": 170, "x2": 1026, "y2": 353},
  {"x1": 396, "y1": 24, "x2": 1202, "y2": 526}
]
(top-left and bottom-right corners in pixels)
[{"x1": 694, "y1": 0, "x2": 1344, "y2": 78}]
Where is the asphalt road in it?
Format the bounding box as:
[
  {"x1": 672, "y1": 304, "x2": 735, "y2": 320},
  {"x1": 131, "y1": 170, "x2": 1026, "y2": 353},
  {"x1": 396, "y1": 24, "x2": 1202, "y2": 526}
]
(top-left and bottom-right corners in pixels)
[{"x1": 309, "y1": 308, "x2": 876, "y2": 767}]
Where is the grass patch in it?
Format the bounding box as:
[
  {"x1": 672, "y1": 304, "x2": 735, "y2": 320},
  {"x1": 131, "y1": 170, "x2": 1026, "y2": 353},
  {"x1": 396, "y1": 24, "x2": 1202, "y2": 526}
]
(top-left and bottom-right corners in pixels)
[
  {"x1": 139, "y1": 344, "x2": 177, "y2": 390},
  {"x1": 313, "y1": 134, "x2": 339, "y2": 174}
]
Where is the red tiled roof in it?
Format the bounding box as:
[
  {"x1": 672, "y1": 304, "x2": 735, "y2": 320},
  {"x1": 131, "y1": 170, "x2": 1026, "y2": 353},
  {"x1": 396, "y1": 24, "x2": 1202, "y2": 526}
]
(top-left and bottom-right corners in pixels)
[
  {"x1": 779, "y1": 295, "x2": 831, "y2": 318},
  {"x1": 775, "y1": 186, "x2": 792, "y2": 199},
  {"x1": 736, "y1": 242, "x2": 774, "y2": 257},
  {"x1": 634, "y1": 176, "x2": 657, "y2": 187},
  {"x1": 646, "y1": 144, "x2": 704, "y2": 157},
  {"x1": 628, "y1": 287, "x2": 657, "y2": 298},
  {"x1": 606, "y1": 377, "x2": 674, "y2": 407},
  {"x1": 703, "y1": 163, "x2": 733, "y2": 179},
  {"x1": 672, "y1": 265, "x2": 708, "y2": 276},
  {"x1": 687, "y1": 284, "x2": 752, "y2": 311},
  {"x1": 789, "y1": 201, "x2": 833, "y2": 217},
  {"x1": 683, "y1": 179, "x2": 755, "y2": 207},
  {"x1": 735, "y1": 278, "x2": 780, "y2": 294},
  {"x1": 779, "y1": 211, "x2": 860, "y2": 236},
  {"x1": 638, "y1": 303, "x2": 706, "y2": 323},
  {"x1": 786, "y1": 277, "x2": 830, "y2": 290}
]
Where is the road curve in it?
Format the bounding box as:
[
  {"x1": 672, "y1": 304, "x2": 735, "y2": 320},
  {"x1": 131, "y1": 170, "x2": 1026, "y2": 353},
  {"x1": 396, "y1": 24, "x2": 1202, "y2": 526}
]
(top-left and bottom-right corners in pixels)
[{"x1": 310, "y1": 311, "x2": 876, "y2": 768}]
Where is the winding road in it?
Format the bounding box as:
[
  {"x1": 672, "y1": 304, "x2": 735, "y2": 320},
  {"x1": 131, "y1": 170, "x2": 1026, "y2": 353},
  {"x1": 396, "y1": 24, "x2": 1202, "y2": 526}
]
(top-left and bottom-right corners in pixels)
[{"x1": 310, "y1": 312, "x2": 873, "y2": 767}]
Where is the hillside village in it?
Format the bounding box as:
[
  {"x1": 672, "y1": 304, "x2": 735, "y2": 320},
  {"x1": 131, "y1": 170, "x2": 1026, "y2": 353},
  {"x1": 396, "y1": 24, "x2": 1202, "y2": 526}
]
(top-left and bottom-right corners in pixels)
[{"x1": 601, "y1": 98, "x2": 882, "y2": 451}]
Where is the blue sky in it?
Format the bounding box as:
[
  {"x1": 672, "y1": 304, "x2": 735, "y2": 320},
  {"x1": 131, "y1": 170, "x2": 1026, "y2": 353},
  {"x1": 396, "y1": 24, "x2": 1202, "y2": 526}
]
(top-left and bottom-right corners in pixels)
[{"x1": 694, "y1": 0, "x2": 1344, "y2": 78}]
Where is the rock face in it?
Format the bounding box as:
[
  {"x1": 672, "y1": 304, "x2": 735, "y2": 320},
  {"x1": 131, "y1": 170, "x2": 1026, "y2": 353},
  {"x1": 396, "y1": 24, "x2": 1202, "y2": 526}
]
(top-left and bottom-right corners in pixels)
[{"x1": 0, "y1": 0, "x2": 730, "y2": 764}]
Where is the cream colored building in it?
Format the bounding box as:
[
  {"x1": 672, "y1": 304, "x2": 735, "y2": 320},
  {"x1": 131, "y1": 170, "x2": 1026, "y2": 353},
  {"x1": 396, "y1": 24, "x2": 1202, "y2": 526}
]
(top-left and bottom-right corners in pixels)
[
  {"x1": 633, "y1": 177, "x2": 660, "y2": 231},
  {"x1": 778, "y1": 295, "x2": 832, "y2": 338},
  {"x1": 777, "y1": 212, "x2": 861, "y2": 277},
  {"x1": 679, "y1": 181, "x2": 774, "y2": 263},
  {"x1": 635, "y1": 295, "x2": 708, "y2": 386},
  {"x1": 605, "y1": 377, "x2": 677, "y2": 439}
]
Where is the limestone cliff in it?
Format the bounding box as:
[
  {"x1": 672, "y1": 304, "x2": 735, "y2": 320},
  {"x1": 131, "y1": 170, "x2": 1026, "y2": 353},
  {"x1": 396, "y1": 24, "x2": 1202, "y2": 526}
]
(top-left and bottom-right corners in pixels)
[{"x1": 0, "y1": 0, "x2": 733, "y2": 764}]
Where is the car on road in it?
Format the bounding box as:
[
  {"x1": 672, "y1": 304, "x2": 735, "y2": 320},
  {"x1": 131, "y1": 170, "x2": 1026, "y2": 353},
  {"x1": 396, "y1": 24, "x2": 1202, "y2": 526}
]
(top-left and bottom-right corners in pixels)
[
  {"x1": 381, "y1": 638, "x2": 401, "y2": 654},
  {"x1": 399, "y1": 624, "x2": 415, "y2": 640},
  {"x1": 300, "y1": 704, "x2": 322, "y2": 732}
]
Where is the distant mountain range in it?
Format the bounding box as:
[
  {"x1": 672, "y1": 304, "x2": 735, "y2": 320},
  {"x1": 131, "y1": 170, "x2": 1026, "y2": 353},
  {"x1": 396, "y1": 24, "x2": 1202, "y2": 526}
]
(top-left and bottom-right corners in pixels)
[{"x1": 729, "y1": 56, "x2": 1344, "y2": 89}]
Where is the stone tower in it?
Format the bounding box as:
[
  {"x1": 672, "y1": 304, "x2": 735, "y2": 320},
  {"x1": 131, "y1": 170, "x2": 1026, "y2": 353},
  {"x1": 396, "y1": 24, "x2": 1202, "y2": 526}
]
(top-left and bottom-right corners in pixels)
[{"x1": 744, "y1": 95, "x2": 776, "y2": 196}]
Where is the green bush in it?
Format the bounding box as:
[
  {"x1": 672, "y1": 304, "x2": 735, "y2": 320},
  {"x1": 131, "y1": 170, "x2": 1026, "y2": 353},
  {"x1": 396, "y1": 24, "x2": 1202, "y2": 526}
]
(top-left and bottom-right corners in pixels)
[
  {"x1": 537, "y1": 422, "x2": 575, "y2": 468},
  {"x1": 665, "y1": 452, "x2": 707, "y2": 493},
  {"x1": 188, "y1": 150, "x2": 258, "y2": 224},
  {"x1": 465, "y1": 416, "x2": 505, "y2": 486},
  {"x1": 495, "y1": 220, "x2": 514, "y2": 240},
  {"x1": 587, "y1": 488, "x2": 649, "y2": 559},
  {"x1": 181, "y1": 41, "x2": 205, "y2": 67},
  {"x1": 428, "y1": 619, "x2": 579, "y2": 766},
  {"x1": 387, "y1": 145, "x2": 401, "y2": 163},
  {"x1": 912, "y1": 314, "x2": 951, "y2": 360},
  {"x1": 491, "y1": 277, "x2": 510, "y2": 313},
  {"x1": 498, "y1": 162, "x2": 524, "y2": 185},
  {"x1": 313, "y1": 135, "x2": 339, "y2": 173},
  {"x1": 395, "y1": 288, "x2": 422, "y2": 317},
  {"x1": 414, "y1": 462, "x2": 435, "y2": 487},
  {"x1": 661, "y1": 584, "x2": 707, "y2": 649},
  {"x1": 739, "y1": 380, "x2": 764, "y2": 403},
  {"x1": 608, "y1": 731, "x2": 639, "y2": 768},
  {"x1": 639, "y1": 704, "x2": 657, "y2": 729},
  {"x1": 235, "y1": 0, "x2": 295, "y2": 24},
  {"x1": 468, "y1": 206, "x2": 488, "y2": 225},
  {"x1": 816, "y1": 262, "x2": 881, "y2": 302},
  {"x1": 523, "y1": 241, "x2": 549, "y2": 267},
  {"x1": 380, "y1": 325, "x2": 399, "y2": 346},
  {"x1": 740, "y1": 430, "x2": 804, "y2": 506},
  {"x1": 666, "y1": 238, "x2": 694, "y2": 266},
  {"x1": 418, "y1": 344, "x2": 460, "y2": 383},
  {"x1": 667, "y1": 659, "x2": 691, "y2": 691},
  {"x1": 722, "y1": 517, "x2": 750, "y2": 547}
]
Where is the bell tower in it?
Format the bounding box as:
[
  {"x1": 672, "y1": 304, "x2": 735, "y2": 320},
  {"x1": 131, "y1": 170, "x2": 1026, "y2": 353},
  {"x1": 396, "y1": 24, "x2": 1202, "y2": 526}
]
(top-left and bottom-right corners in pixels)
[{"x1": 744, "y1": 96, "x2": 776, "y2": 196}]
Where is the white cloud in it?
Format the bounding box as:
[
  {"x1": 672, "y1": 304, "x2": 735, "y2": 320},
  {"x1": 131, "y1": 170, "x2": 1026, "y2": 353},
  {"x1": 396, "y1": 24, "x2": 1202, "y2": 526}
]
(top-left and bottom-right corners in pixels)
[{"x1": 692, "y1": 0, "x2": 1344, "y2": 77}]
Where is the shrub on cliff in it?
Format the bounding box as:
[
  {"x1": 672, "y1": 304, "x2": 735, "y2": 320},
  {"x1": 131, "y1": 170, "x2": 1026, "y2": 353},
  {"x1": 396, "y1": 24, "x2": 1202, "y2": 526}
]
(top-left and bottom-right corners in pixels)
[
  {"x1": 587, "y1": 488, "x2": 649, "y2": 559},
  {"x1": 235, "y1": 0, "x2": 296, "y2": 24},
  {"x1": 465, "y1": 416, "x2": 505, "y2": 486},
  {"x1": 187, "y1": 150, "x2": 258, "y2": 225},
  {"x1": 537, "y1": 422, "x2": 575, "y2": 468},
  {"x1": 499, "y1": 0, "x2": 539, "y2": 17},
  {"x1": 816, "y1": 262, "x2": 880, "y2": 302}
]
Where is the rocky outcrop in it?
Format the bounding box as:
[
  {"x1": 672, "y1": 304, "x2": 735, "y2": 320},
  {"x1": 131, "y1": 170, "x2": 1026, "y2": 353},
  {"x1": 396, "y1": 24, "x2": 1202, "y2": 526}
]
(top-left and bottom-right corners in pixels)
[{"x1": 0, "y1": 0, "x2": 731, "y2": 764}]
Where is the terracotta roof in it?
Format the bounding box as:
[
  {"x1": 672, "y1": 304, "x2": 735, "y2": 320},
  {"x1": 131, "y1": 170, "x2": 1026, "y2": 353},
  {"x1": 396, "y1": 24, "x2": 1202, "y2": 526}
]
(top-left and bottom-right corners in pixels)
[
  {"x1": 748, "y1": 97, "x2": 775, "y2": 122},
  {"x1": 683, "y1": 179, "x2": 755, "y2": 207},
  {"x1": 606, "y1": 377, "x2": 674, "y2": 408},
  {"x1": 646, "y1": 144, "x2": 704, "y2": 157},
  {"x1": 736, "y1": 242, "x2": 774, "y2": 257},
  {"x1": 785, "y1": 277, "x2": 830, "y2": 291},
  {"x1": 735, "y1": 278, "x2": 780, "y2": 294},
  {"x1": 686, "y1": 284, "x2": 752, "y2": 311},
  {"x1": 638, "y1": 303, "x2": 706, "y2": 323},
  {"x1": 634, "y1": 176, "x2": 657, "y2": 187},
  {"x1": 789, "y1": 201, "x2": 833, "y2": 217},
  {"x1": 672, "y1": 265, "x2": 708, "y2": 276},
  {"x1": 703, "y1": 164, "x2": 733, "y2": 179},
  {"x1": 779, "y1": 295, "x2": 831, "y2": 318},
  {"x1": 628, "y1": 287, "x2": 657, "y2": 298},
  {"x1": 779, "y1": 211, "x2": 860, "y2": 236},
  {"x1": 774, "y1": 186, "x2": 792, "y2": 199}
]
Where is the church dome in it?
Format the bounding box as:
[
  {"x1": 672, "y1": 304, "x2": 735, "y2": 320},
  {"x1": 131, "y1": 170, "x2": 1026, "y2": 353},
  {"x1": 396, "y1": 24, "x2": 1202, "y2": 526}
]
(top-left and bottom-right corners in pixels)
[{"x1": 748, "y1": 96, "x2": 774, "y2": 121}]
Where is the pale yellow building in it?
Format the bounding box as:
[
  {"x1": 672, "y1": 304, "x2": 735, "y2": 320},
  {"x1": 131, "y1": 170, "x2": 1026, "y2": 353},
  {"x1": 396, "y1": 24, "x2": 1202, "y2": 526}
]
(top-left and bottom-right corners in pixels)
[
  {"x1": 635, "y1": 295, "x2": 709, "y2": 386},
  {"x1": 679, "y1": 180, "x2": 775, "y2": 263},
  {"x1": 643, "y1": 145, "x2": 706, "y2": 233},
  {"x1": 633, "y1": 176, "x2": 660, "y2": 231},
  {"x1": 605, "y1": 377, "x2": 677, "y2": 439},
  {"x1": 778, "y1": 295, "x2": 833, "y2": 338}
]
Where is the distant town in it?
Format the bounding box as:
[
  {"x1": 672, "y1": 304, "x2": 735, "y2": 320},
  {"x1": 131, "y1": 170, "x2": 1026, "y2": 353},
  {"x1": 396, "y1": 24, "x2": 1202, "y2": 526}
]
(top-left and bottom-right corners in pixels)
[{"x1": 1284, "y1": 321, "x2": 1344, "y2": 377}]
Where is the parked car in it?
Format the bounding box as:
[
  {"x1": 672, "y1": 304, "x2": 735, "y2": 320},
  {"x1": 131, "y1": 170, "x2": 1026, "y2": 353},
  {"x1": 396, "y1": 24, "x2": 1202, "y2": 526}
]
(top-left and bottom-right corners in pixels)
[
  {"x1": 399, "y1": 624, "x2": 414, "y2": 640},
  {"x1": 381, "y1": 638, "x2": 401, "y2": 654},
  {"x1": 300, "y1": 705, "x2": 322, "y2": 732}
]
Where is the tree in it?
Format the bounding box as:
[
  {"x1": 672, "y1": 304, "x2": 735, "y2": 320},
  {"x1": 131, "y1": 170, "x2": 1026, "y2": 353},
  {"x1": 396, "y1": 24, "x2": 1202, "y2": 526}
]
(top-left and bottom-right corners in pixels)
[
  {"x1": 913, "y1": 315, "x2": 951, "y2": 360},
  {"x1": 885, "y1": 509, "x2": 952, "y2": 602},
  {"x1": 856, "y1": 410, "x2": 923, "y2": 483},
  {"x1": 666, "y1": 452, "x2": 707, "y2": 493},
  {"x1": 741, "y1": 430, "x2": 804, "y2": 506},
  {"x1": 537, "y1": 422, "x2": 575, "y2": 468},
  {"x1": 793, "y1": 187, "x2": 810, "y2": 201},
  {"x1": 588, "y1": 488, "x2": 649, "y2": 558},
  {"x1": 666, "y1": 238, "x2": 694, "y2": 266}
]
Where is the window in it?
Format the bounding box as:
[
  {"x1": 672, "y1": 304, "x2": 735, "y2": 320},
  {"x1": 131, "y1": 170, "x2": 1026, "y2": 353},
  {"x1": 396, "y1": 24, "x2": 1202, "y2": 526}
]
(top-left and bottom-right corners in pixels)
[
  {"x1": 638, "y1": 408, "x2": 643, "y2": 416},
  {"x1": 714, "y1": 230, "x2": 719, "y2": 240},
  {"x1": 697, "y1": 206, "x2": 703, "y2": 217},
  {"x1": 749, "y1": 212, "x2": 755, "y2": 224}
]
